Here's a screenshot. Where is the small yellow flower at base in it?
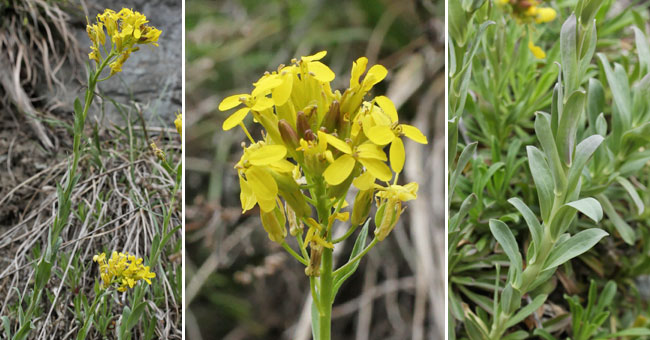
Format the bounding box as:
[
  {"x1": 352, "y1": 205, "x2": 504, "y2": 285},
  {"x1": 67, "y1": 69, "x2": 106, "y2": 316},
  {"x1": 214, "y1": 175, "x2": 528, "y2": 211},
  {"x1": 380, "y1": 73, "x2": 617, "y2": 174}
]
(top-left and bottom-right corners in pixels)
[
  {"x1": 528, "y1": 40, "x2": 546, "y2": 59},
  {"x1": 174, "y1": 112, "x2": 183, "y2": 137},
  {"x1": 93, "y1": 251, "x2": 155, "y2": 291}
]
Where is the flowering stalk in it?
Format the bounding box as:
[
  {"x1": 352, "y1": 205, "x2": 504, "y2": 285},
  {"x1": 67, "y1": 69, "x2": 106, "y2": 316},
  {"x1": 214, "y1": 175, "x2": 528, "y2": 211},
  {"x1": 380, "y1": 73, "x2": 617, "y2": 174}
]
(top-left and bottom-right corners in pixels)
[
  {"x1": 11, "y1": 9, "x2": 160, "y2": 340},
  {"x1": 220, "y1": 51, "x2": 427, "y2": 339}
]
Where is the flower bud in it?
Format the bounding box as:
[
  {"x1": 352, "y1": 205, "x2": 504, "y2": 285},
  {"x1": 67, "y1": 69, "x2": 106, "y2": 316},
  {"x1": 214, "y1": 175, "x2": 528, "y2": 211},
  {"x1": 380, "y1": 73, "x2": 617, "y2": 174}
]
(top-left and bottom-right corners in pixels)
[
  {"x1": 150, "y1": 142, "x2": 165, "y2": 161},
  {"x1": 374, "y1": 200, "x2": 402, "y2": 241},
  {"x1": 260, "y1": 203, "x2": 287, "y2": 243},
  {"x1": 296, "y1": 111, "x2": 310, "y2": 138},
  {"x1": 322, "y1": 100, "x2": 340, "y2": 133},
  {"x1": 278, "y1": 119, "x2": 300, "y2": 150},
  {"x1": 352, "y1": 189, "x2": 374, "y2": 226},
  {"x1": 304, "y1": 128, "x2": 316, "y2": 142},
  {"x1": 305, "y1": 244, "x2": 323, "y2": 277}
]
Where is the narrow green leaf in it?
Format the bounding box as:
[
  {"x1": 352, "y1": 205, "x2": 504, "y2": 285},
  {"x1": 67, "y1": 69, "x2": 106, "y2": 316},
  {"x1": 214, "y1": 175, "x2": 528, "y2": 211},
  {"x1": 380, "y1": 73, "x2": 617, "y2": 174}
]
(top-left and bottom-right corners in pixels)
[
  {"x1": 633, "y1": 27, "x2": 650, "y2": 73},
  {"x1": 489, "y1": 219, "x2": 523, "y2": 276},
  {"x1": 535, "y1": 112, "x2": 566, "y2": 192},
  {"x1": 74, "y1": 97, "x2": 83, "y2": 117},
  {"x1": 501, "y1": 283, "x2": 522, "y2": 315},
  {"x1": 600, "y1": 328, "x2": 650, "y2": 338},
  {"x1": 527, "y1": 146, "x2": 554, "y2": 224},
  {"x1": 615, "y1": 176, "x2": 644, "y2": 214},
  {"x1": 449, "y1": 194, "x2": 477, "y2": 233},
  {"x1": 311, "y1": 301, "x2": 320, "y2": 340},
  {"x1": 597, "y1": 53, "x2": 632, "y2": 130},
  {"x1": 533, "y1": 327, "x2": 559, "y2": 340},
  {"x1": 597, "y1": 194, "x2": 636, "y2": 245},
  {"x1": 502, "y1": 331, "x2": 530, "y2": 340},
  {"x1": 333, "y1": 219, "x2": 370, "y2": 293},
  {"x1": 567, "y1": 135, "x2": 604, "y2": 195},
  {"x1": 544, "y1": 228, "x2": 608, "y2": 270},
  {"x1": 126, "y1": 302, "x2": 146, "y2": 331},
  {"x1": 556, "y1": 90, "x2": 586, "y2": 165},
  {"x1": 587, "y1": 78, "x2": 605, "y2": 129},
  {"x1": 565, "y1": 197, "x2": 603, "y2": 223},
  {"x1": 450, "y1": 142, "x2": 477, "y2": 202},
  {"x1": 561, "y1": 14, "x2": 579, "y2": 93},
  {"x1": 505, "y1": 294, "x2": 548, "y2": 328},
  {"x1": 508, "y1": 197, "x2": 543, "y2": 258}
]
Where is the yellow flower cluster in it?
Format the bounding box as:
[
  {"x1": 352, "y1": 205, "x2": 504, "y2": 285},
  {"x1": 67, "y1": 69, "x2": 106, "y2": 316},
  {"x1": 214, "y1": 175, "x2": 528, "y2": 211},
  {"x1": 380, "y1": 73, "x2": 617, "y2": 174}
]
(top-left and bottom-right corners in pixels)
[
  {"x1": 219, "y1": 51, "x2": 427, "y2": 250},
  {"x1": 93, "y1": 251, "x2": 156, "y2": 292},
  {"x1": 86, "y1": 8, "x2": 161, "y2": 74},
  {"x1": 498, "y1": 0, "x2": 557, "y2": 59}
]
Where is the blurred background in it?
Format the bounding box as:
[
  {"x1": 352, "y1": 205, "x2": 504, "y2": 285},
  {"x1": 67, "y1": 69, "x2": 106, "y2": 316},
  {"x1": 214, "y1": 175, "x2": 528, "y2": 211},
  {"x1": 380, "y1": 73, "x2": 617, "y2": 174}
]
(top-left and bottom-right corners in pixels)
[{"x1": 185, "y1": 0, "x2": 445, "y2": 339}]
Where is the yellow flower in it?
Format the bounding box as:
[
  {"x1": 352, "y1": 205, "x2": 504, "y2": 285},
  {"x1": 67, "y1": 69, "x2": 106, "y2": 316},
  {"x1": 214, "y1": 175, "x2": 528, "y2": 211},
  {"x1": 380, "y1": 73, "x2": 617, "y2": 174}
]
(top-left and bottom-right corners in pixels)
[
  {"x1": 236, "y1": 142, "x2": 294, "y2": 212},
  {"x1": 374, "y1": 183, "x2": 418, "y2": 240},
  {"x1": 174, "y1": 112, "x2": 182, "y2": 136},
  {"x1": 323, "y1": 141, "x2": 392, "y2": 186},
  {"x1": 363, "y1": 96, "x2": 428, "y2": 173},
  {"x1": 533, "y1": 7, "x2": 556, "y2": 24},
  {"x1": 528, "y1": 39, "x2": 546, "y2": 59},
  {"x1": 219, "y1": 50, "x2": 425, "y2": 259},
  {"x1": 86, "y1": 8, "x2": 161, "y2": 74},
  {"x1": 93, "y1": 251, "x2": 155, "y2": 291}
]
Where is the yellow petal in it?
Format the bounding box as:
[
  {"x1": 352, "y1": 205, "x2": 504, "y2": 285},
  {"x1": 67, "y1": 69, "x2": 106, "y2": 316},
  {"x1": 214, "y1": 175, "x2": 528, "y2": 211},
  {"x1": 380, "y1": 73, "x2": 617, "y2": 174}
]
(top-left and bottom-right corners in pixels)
[
  {"x1": 313, "y1": 235, "x2": 334, "y2": 249},
  {"x1": 248, "y1": 145, "x2": 287, "y2": 166},
  {"x1": 252, "y1": 75, "x2": 283, "y2": 97},
  {"x1": 239, "y1": 176, "x2": 257, "y2": 212},
  {"x1": 362, "y1": 64, "x2": 387, "y2": 90},
  {"x1": 371, "y1": 105, "x2": 393, "y2": 126},
  {"x1": 401, "y1": 124, "x2": 428, "y2": 144},
  {"x1": 350, "y1": 57, "x2": 368, "y2": 88},
  {"x1": 323, "y1": 154, "x2": 356, "y2": 185},
  {"x1": 353, "y1": 171, "x2": 376, "y2": 190},
  {"x1": 257, "y1": 197, "x2": 277, "y2": 212},
  {"x1": 246, "y1": 166, "x2": 278, "y2": 203},
  {"x1": 390, "y1": 137, "x2": 405, "y2": 174},
  {"x1": 356, "y1": 143, "x2": 387, "y2": 161},
  {"x1": 308, "y1": 61, "x2": 335, "y2": 82},
  {"x1": 302, "y1": 50, "x2": 327, "y2": 62},
  {"x1": 272, "y1": 72, "x2": 293, "y2": 106},
  {"x1": 222, "y1": 108, "x2": 250, "y2": 130},
  {"x1": 366, "y1": 125, "x2": 396, "y2": 145},
  {"x1": 323, "y1": 133, "x2": 352, "y2": 154},
  {"x1": 359, "y1": 158, "x2": 392, "y2": 182},
  {"x1": 251, "y1": 96, "x2": 275, "y2": 111},
  {"x1": 219, "y1": 94, "x2": 248, "y2": 111},
  {"x1": 375, "y1": 96, "x2": 398, "y2": 123},
  {"x1": 269, "y1": 159, "x2": 296, "y2": 173}
]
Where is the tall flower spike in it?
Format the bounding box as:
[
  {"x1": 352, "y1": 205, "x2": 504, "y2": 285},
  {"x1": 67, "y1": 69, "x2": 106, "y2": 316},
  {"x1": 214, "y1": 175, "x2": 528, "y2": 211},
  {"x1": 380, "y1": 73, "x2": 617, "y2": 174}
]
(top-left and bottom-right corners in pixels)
[{"x1": 219, "y1": 50, "x2": 427, "y2": 266}]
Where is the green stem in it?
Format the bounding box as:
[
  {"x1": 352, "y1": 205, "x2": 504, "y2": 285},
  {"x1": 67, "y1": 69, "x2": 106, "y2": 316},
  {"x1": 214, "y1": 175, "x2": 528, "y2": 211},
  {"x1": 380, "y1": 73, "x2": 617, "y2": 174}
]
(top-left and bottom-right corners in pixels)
[
  {"x1": 310, "y1": 176, "x2": 332, "y2": 340},
  {"x1": 319, "y1": 247, "x2": 333, "y2": 340},
  {"x1": 282, "y1": 242, "x2": 308, "y2": 266},
  {"x1": 16, "y1": 53, "x2": 117, "y2": 339}
]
